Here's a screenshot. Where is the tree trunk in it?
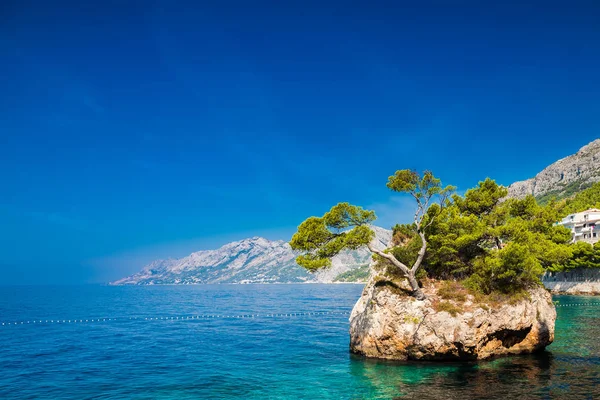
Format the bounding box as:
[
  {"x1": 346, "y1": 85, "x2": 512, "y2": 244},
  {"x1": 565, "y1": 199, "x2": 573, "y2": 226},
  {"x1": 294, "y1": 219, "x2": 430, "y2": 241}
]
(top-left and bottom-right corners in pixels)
[
  {"x1": 411, "y1": 231, "x2": 427, "y2": 274},
  {"x1": 494, "y1": 236, "x2": 502, "y2": 250},
  {"x1": 367, "y1": 242, "x2": 426, "y2": 300},
  {"x1": 406, "y1": 272, "x2": 425, "y2": 300}
]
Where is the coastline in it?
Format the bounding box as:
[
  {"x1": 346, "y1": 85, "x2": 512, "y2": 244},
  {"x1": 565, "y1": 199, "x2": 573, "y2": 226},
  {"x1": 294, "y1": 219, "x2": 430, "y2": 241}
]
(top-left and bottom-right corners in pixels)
[
  {"x1": 543, "y1": 269, "x2": 600, "y2": 295},
  {"x1": 108, "y1": 281, "x2": 368, "y2": 286}
]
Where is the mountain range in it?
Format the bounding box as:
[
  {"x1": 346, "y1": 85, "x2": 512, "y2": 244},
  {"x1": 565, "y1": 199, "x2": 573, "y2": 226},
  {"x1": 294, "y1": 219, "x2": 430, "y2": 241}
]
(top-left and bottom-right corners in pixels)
[
  {"x1": 111, "y1": 226, "x2": 391, "y2": 285},
  {"x1": 113, "y1": 138, "x2": 599, "y2": 285}
]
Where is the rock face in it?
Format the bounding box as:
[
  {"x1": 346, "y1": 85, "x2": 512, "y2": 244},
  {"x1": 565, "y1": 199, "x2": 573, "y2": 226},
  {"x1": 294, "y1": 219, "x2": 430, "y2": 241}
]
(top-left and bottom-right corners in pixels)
[
  {"x1": 349, "y1": 277, "x2": 556, "y2": 361},
  {"x1": 507, "y1": 139, "x2": 600, "y2": 200},
  {"x1": 111, "y1": 226, "x2": 391, "y2": 285}
]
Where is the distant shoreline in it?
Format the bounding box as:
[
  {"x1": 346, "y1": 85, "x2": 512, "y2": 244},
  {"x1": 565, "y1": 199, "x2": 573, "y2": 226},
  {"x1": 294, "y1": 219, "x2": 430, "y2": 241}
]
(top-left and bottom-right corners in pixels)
[{"x1": 108, "y1": 281, "x2": 367, "y2": 286}]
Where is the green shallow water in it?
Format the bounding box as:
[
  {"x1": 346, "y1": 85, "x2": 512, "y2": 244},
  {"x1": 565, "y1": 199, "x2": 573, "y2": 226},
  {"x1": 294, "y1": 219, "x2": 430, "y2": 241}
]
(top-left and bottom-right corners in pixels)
[{"x1": 0, "y1": 286, "x2": 598, "y2": 399}]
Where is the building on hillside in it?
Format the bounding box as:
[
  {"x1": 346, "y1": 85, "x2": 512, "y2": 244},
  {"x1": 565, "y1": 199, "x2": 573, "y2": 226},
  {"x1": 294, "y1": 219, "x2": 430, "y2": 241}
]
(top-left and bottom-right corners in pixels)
[{"x1": 557, "y1": 208, "x2": 600, "y2": 244}]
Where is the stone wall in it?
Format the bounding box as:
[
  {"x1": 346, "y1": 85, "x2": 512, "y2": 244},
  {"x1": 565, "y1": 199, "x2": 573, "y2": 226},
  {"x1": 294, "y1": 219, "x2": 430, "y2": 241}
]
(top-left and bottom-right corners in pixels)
[{"x1": 543, "y1": 269, "x2": 600, "y2": 295}]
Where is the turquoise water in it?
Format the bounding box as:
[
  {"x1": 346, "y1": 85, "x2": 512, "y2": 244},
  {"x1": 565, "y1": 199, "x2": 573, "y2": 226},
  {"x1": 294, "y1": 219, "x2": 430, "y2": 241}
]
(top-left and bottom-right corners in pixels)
[{"x1": 0, "y1": 285, "x2": 598, "y2": 399}]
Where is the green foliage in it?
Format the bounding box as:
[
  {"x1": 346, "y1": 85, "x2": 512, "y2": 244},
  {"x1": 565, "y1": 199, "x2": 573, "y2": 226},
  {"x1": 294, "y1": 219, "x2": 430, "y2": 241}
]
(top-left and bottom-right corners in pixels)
[
  {"x1": 387, "y1": 169, "x2": 455, "y2": 230},
  {"x1": 536, "y1": 179, "x2": 595, "y2": 206},
  {"x1": 455, "y1": 178, "x2": 508, "y2": 216},
  {"x1": 470, "y1": 287, "x2": 531, "y2": 307},
  {"x1": 549, "y1": 241, "x2": 600, "y2": 271},
  {"x1": 435, "y1": 301, "x2": 462, "y2": 317},
  {"x1": 463, "y1": 243, "x2": 544, "y2": 294},
  {"x1": 437, "y1": 281, "x2": 467, "y2": 302},
  {"x1": 389, "y1": 226, "x2": 421, "y2": 268},
  {"x1": 559, "y1": 182, "x2": 600, "y2": 216},
  {"x1": 403, "y1": 314, "x2": 421, "y2": 324},
  {"x1": 291, "y1": 170, "x2": 453, "y2": 295},
  {"x1": 387, "y1": 170, "x2": 454, "y2": 199},
  {"x1": 386, "y1": 169, "x2": 421, "y2": 193},
  {"x1": 392, "y1": 223, "x2": 417, "y2": 244},
  {"x1": 289, "y1": 203, "x2": 375, "y2": 271},
  {"x1": 333, "y1": 265, "x2": 371, "y2": 282},
  {"x1": 425, "y1": 179, "x2": 506, "y2": 280},
  {"x1": 291, "y1": 168, "x2": 591, "y2": 298},
  {"x1": 425, "y1": 179, "x2": 572, "y2": 294}
]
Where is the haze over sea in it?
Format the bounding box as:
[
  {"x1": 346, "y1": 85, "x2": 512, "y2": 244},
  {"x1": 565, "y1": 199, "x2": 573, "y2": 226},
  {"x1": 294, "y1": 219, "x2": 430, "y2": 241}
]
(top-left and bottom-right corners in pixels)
[{"x1": 0, "y1": 284, "x2": 598, "y2": 399}]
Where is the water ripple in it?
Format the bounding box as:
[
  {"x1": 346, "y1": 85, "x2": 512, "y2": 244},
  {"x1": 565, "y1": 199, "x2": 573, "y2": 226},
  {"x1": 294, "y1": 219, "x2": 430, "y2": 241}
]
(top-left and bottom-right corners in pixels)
[{"x1": 0, "y1": 285, "x2": 598, "y2": 399}]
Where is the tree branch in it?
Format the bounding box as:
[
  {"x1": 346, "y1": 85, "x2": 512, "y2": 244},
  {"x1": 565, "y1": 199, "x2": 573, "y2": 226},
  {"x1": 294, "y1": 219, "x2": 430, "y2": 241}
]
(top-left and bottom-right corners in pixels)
[{"x1": 367, "y1": 243, "x2": 411, "y2": 276}]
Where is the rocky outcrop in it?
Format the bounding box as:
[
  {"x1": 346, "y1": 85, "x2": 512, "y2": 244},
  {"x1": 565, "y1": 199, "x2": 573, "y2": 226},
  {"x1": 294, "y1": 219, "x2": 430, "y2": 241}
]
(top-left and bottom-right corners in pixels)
[
  {"x1": 507, "y1": 139, "x2": 600, "y2": 200},
  {"x1": 349, "y1": 276, "x2": 555, "y2": 361},
  {"x1": 543, "y1": 269, "x2": 600, "y2": 295}
]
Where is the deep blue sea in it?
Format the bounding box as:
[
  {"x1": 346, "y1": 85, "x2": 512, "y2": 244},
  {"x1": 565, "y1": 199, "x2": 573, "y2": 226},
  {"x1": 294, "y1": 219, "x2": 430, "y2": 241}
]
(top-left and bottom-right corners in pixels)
[{"x1": 0, "y1": 284, "x2": 599, "y2": 399}]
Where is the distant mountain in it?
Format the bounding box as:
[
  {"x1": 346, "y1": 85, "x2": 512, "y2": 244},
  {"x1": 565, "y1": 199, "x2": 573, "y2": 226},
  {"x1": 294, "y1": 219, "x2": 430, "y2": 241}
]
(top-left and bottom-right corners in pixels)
[
  {"x1": 111, "y1": 226, "x2": 392, "y2": 285},
  {"x1": 507, "y1": 139, "x2": 600, "y2": 202}
]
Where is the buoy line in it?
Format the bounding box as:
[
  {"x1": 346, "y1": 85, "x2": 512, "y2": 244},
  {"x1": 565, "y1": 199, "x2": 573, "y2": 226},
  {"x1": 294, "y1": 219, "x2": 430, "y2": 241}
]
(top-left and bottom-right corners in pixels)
[
  {"x1": 3, "y1": 303, "x2": 596, "y2": 327},
  {"x1": 0, "y1": 311, "x2": 352, "y2": 327},
  {"x1": 555, "y1": 302, "x2": 600, "y2": 307}
]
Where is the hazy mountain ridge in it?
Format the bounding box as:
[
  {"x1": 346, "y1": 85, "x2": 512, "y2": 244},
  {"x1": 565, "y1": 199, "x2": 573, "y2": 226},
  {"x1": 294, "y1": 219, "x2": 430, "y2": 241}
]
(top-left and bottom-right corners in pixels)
[
  {"x1": 111, "y1": 226, "x2": 392, "y2": 285},
  {"x1": 507, "y1": 139, "x2": 600, "y2": 201}
]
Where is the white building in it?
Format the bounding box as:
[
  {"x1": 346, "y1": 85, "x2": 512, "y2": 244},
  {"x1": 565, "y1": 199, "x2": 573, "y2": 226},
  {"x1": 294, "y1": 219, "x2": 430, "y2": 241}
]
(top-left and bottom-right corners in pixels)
[{"x1": 557, "y1": 208, "x2": 600, "y2": 244}]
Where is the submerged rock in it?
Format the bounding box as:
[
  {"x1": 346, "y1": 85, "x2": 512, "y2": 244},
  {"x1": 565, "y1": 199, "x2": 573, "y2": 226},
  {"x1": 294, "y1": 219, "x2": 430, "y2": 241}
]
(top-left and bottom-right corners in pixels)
[{"x1": 349, "y1": 276, "x2": 556, "y2": 361}]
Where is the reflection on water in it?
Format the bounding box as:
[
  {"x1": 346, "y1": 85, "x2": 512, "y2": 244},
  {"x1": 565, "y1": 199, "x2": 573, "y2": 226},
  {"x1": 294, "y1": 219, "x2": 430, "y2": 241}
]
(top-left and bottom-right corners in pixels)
[
  {"x1": 347, "y1": 295, "x2": 600, "y2": 399},
  {"x1": 351, "y1": 350, "x2": 599, "y2": 399}
]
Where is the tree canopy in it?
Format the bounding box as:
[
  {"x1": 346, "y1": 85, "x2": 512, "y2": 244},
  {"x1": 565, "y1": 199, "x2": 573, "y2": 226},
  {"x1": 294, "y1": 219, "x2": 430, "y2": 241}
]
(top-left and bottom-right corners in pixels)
[
  {"x1": 289, "y1": 203, "x2": 376, "y2": 271},
  {"x1": 559, "y1": 181, "x2": 600, "y2": 216},
  {"x1": 548, "y1": 241, "x2": 600, "y2": 271},
  {"x1": 290, "y1": 169, "x2": 600, "y2": 298},
  {"x1": 388, "y1": 179, "x2": 573, "y2": 294},
  {"x1": 291, "y1": 170, "x2": 452, "y2": 299}
]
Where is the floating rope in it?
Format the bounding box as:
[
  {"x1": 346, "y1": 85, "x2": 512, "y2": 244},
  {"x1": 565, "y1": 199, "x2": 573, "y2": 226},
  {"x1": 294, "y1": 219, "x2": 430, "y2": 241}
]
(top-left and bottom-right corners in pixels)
[
  {"x1": 0, "y1": 311, "x2": 351, "y2": 327},
  {"x1": 3, "y1": 303, "x2": 597, "y2": 327},
  {"x1": 555, "y1": 302, "x2": 600, "y2": 307}
]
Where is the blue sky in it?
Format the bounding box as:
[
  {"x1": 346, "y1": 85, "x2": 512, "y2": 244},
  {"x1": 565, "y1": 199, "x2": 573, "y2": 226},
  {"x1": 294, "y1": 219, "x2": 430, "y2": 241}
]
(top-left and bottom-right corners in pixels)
[{"x1": 1, "y1": 0, "x2": 599, "y2": 284}]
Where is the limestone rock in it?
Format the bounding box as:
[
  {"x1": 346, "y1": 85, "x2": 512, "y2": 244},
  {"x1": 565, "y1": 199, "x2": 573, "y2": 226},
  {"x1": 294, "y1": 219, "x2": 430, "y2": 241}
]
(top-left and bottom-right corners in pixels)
[
  {"x1": 507, "y1": 139, "x2": 600, "y2": 199},
  {"x1": 349, "y1": 276, "x2": 556, "y2": 361}
]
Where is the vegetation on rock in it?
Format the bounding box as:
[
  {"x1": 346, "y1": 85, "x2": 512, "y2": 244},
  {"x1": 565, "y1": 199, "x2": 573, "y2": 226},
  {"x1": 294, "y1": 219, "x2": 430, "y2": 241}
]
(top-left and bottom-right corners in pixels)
[
  {"x1": 423, "y1": 180, "x2": 572, "y2": 294},
  {"x1": 333, "y1": 265, "x2": 370, "y2": 282},
  {"x1": 290, "y1": 170, "x2": 453, "y2": 299},
  {"x1": 536, "y1": 179, "x2": 594, "y2": 205},
  {"x1": 558, "y1": 181, "x2": 600, "y2": 215},
  {"x1": 290, "y1": 169, "x2": 600, "y2": 298}
]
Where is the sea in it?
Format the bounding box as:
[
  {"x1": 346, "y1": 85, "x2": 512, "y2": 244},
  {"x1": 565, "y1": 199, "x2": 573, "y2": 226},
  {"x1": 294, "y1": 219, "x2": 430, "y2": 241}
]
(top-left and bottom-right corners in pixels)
[{"x1": 0, "y1": 284, "x2": 599, "y2": 399}]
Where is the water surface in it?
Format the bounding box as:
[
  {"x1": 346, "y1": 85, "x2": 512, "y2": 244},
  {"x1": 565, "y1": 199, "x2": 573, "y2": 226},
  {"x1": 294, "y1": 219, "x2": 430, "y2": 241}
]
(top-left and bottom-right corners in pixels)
[{"x1": 0, "y1": 285, "x2": 598, "y2": 399}]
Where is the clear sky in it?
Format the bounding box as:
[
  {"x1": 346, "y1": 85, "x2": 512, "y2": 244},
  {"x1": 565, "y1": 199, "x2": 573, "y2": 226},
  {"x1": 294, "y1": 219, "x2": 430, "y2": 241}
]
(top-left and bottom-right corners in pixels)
[{"x1": 1, "y1": 0, "x2": 599, "y2": 284}]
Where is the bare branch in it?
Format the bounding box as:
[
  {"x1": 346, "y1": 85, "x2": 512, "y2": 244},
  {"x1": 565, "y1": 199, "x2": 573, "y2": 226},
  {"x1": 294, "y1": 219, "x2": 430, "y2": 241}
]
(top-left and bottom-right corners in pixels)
[{"x1": 367, "y1": 243, "x2": 411, "y2": 276}]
